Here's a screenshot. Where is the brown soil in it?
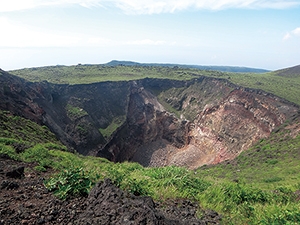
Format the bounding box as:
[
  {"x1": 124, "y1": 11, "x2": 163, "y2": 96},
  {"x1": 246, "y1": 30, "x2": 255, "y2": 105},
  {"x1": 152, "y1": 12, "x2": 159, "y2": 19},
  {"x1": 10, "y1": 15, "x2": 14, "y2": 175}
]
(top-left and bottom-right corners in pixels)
[{"x1": 0, "y1": 154, "x2": 221, "y2": 225}]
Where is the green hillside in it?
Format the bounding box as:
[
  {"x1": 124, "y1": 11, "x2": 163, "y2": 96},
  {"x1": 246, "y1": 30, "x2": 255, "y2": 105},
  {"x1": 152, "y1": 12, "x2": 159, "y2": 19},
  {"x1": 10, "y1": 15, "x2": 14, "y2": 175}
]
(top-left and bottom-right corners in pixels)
[
  {"x1": 10, "y1": 64, "x2": 300, "y2": 106},
  {"x1": 105, "y1": 60, "x2": 270, "y2": 73},
  {"x1": 219, "y1": 71, "x2": 300, "y2": 106},
  {"x1": 9, "y1": 64, "x2": 206, "y2": 84}
]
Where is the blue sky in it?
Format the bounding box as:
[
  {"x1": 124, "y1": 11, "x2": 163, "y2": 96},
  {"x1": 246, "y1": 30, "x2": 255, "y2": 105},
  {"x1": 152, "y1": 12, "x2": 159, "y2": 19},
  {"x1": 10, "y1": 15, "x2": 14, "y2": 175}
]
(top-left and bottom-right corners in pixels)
[{"x1": 0, "y1": 0, "x2": 299, "y2": 71}]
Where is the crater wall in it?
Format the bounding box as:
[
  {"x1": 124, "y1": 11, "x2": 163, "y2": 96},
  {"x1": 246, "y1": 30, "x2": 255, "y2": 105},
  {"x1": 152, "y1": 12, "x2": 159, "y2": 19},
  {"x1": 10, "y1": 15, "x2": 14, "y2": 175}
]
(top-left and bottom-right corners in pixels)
[{"x1": 1, "y1": 70, "x2": 299, "y2": 168}]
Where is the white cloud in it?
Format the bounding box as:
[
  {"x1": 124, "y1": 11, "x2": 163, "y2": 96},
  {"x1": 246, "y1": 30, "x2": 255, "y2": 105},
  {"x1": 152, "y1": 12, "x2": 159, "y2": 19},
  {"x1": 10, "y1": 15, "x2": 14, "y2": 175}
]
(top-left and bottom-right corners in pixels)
[
  {"x1": 0, "y1": 17, "x2": 173, "y2": 48},
  {"x1": 1, "y1": 0, "x2": 299, "y2": 13},
  {"x1": 111, "y1": 0, "x2": 300, "y2": 14},
  {"x1": 292, "y1": 27, "x2": 300, "y2": 35},
  {"x1": 0, "y1": 17, "x2": 82, "y2": 47},
  {"x1": 86, "y1": 37, "x2": 112, "y2": 45},
  {"x1": 0, "y1": 0, "x2": 103, "y2": 12},
  {"x1": 0, "y1": 17, "x2": 118, "y2": 48},
  {"x1": 0, "y1": 1, "x2": 37, "y2": 12},
  {"x1": 283, "y1": 32, "x2": 292, "y2": 40},
  {"x1": 283, "y1": 27, "x2": 300, "y2": 41},
  {"x1": 126, "y1": 39, "x2": 166, "y2": 45}
]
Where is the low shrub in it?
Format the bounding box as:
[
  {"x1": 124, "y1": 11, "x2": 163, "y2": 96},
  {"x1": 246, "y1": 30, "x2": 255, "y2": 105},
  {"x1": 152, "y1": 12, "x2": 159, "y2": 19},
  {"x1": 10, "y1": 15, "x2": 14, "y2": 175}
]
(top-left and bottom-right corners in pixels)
[
  {"x1": 44, "y1": 167, "x2": 98, "y2": 199},
  {"x1": 120, "y1": 177, "x2": 151, "y2": 196},
  {"x1": 222, "y1": 183, "x2": 271, "y2": 205},
  {"x1": 0, "y1": 143, "x2": 19, "y2": 160},
  {"x1": 264, "y1": 177, "x2": 283, "y2": 183},
  {"x1": 20, "y1": 144, "x2": 53, "y2": 168},
  {"x1": 259, "y1": 206, "x2": 300, "y2": 225}
]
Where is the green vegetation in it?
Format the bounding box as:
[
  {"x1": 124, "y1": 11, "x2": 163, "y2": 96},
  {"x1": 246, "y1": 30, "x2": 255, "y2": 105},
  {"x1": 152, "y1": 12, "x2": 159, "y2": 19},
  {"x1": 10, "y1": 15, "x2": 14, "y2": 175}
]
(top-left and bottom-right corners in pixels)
[
  {"x1": 10, "y1": 64, "x2": 204, "y2": 84},
  {"x1": 99, "y1": 115, "x2": 126, "y2": 139},
  {"x1": 0, "y1": 110, "x2": 66, "y2": 170},
  {"x1": 157, "y1": 80, "x2": 233, "y2": 121},
  {"x1": 45, "y1": 167, "x2": 98, "y2": 199},
  {"x1": 0, "y1": 111, "x2": 62, "y2": 145},
  {"x1": 222, "y1": 71, "x2": 300, "y2": 106},
  {"x1": 105, "y1": 60, "x2": 269, "y2": 73},
  {"x1": 1, "y1": 108, "x2": 300, "y2": 224},
  {"x1": 66, "y1": 104, "x2": 88, "y2": 120},
  {"x1": 196, "y1": 128, "x2": 300, "y2": 224},
  {"x1": 157, "y1": 95, "x2": 182, "y2": 118},
  {"x1": 196, "y1": 130, "x2": 300, "y2": 190},
  {"x1": 10, "y1": 64, "x2": 300, "y2": 106}
]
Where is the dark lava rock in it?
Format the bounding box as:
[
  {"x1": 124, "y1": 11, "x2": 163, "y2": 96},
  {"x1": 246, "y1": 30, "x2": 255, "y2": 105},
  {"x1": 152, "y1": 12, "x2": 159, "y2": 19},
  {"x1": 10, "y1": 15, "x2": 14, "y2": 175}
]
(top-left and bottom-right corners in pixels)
[
  {"x1": 158, "y1": 199, "x2": 222, "y2": 225},
  {"x1": 75, "y1": 178, "x2": 169, "y2": 225},
  {"x1": 5, "y1": 166, "x2": 24, "y2": 179},
  {"x1": 75, "y1": 178, "x2": 220, "y2": 225},
  {"x1": 0, "y1": 154, "x2": 12, "y2": 160},
  {"x1": 0, "y1": 180, "x2": 19, "y2": 190},
  {"x1": 0, "y1": 157, "x2": 221, "y2": 225}
]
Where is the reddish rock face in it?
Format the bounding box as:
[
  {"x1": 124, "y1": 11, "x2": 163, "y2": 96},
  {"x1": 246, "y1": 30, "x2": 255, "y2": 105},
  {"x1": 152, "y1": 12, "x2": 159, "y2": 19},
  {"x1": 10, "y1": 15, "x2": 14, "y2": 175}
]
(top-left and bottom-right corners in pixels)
[
  {"x1": 172, "y1": 88, "x2": 295, "y2": 168},
  {"x1": 100, "y1": 79, "x2": 299, "y2": 169},
  {"x1": 1, "y1": 70, "x2": 299, "y2": 168}
]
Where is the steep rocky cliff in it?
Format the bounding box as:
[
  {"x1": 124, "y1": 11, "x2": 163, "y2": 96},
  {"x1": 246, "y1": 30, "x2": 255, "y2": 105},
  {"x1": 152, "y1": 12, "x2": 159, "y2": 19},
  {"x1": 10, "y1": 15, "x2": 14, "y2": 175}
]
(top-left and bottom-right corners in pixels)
[
  {"x1": 99, "y1": 78, "x2": 299, "y2": 168},
  {"x1": 1, "y1": 69, "x2": 299, "y2": 168},
  {"x1": 0, "y1": 69, "x2": 129, "y2": 155}
]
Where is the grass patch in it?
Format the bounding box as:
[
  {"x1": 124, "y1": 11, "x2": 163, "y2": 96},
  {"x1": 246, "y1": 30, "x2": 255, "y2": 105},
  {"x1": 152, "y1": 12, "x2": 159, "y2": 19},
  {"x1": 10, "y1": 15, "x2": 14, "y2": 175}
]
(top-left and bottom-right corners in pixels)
[
  {"x1": 10, "y1": 65, "x2": 201, "y2": 84},
  {"x1": 263, "y1": 177, "x2": 283, "y2": 183},
  {"x1": 222, "y1": 71, "x2": 300, "y2": 106},
  {"x1": 0, "y1": 111, "x2": 64, "y2": 146},
  {"x1": 40, "y1": 148, "x2": 300, "y2": 224},
  {"x1": 99, "y1": 115, "x2": 126, "y2": 139},
  {"x1": 66, "y1": 104, "x2": 88, "y2": 120},
  {"x1": 44, "y1": 167, "x2": 98, "y2": 199}
]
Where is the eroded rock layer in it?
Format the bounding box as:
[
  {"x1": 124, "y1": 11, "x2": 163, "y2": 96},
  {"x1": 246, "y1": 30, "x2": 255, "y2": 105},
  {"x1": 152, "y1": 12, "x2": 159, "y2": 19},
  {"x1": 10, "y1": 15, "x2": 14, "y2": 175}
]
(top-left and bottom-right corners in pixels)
[
  {"x1": 1, "y1": 69, "x2": 299, "y2": 168},
  {"x1": 99, "y1": 78, "x2": 299, "y2": 168}
]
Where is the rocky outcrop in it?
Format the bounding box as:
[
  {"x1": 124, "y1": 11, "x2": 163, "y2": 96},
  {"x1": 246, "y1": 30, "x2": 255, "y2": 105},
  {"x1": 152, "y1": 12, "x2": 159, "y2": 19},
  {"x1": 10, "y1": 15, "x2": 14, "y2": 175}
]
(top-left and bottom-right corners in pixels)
[
  {"x1": 167, "y1": 87, "x2": 298, "y2": 168},
  {"x1": 1, "y1": 69, "x2": 299, "y2": 168},
  {"x1": 98, "y1": 81, "x2": 189, "y2": 162},
  {"x1": 99, "y1": 78, "x2": 299, "y2": 169},
  {"x1": 33, "y1": 80, "x2": 133, "y2": 155},
  {"x1": 0, "y1": 70, "x2": 130, "y2": 155},
  {"x1": 0, "y1": 69, "x2": 45, "y2": 124},
  {"x1": 75, "y1": 178, "x2": 221, "y2": 225}
]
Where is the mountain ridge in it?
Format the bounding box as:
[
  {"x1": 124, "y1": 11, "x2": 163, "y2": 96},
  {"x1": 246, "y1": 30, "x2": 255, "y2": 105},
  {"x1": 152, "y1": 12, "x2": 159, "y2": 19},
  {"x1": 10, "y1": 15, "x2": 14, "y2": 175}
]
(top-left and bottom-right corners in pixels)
[
  {"x1": 273, "y1": 64, "x2": 300, "y2": 78},
  {"x1": 8, "y1": 60, "x2": 270, "y2": 74},
  {"x1": 98, "y1": 60, "x2": 271, "y2": 73}
]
